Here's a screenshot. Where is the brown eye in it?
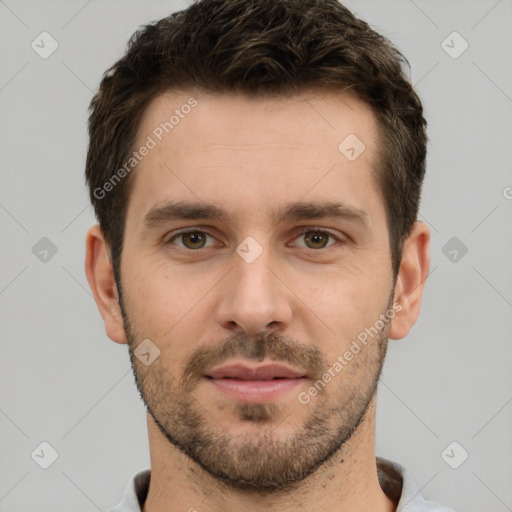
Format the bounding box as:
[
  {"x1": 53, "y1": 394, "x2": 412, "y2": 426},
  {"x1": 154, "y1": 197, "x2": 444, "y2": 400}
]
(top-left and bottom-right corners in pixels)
[
  {"x1": 167, "y1": 230, "x2": 215, "y2": 250},
  {"x1": 181, "y1": 232, "x2": 207, "y2": 249},
  {"x1": 297, "y1": 228, "x2": 339, "y2": 249},
  {"x1": 303, "y1": 231, "x2": 331, "y2": 249}
]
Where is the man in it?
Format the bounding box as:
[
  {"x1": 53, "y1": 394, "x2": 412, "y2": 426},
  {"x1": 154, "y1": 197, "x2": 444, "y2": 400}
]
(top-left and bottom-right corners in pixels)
[{"x1": 84, "y1": 0, "x2": 454, "y2": 510}]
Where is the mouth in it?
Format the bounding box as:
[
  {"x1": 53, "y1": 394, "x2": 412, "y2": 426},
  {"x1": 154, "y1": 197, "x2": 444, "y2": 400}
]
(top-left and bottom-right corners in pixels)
[{"x1": 203, "y1": 362, "x2": 307, "y2": 402}]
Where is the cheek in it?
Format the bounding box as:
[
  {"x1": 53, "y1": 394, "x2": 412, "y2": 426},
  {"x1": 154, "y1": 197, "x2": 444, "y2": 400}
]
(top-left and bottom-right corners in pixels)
[
  {"x1": 124, "y1": 259, "x2": 188, "y2": 316},
  {"x1": 289, "y1": 275, "x2": 391, "y2": 376},
  {"x1": 294, "y1": 266, "x2": 389, "y2": 328},
  {"x1": 122, "y1": 260, "x2": 220, "y2": 352}
]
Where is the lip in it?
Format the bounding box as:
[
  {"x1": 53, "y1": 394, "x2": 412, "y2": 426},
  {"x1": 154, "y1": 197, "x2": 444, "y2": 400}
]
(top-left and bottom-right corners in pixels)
[
  {"x1": 206, "y1": 363, "x2": 306, "y2": 380},
  {"x1": 204, "y1": 363, "x2": 307, "y2": 402}
]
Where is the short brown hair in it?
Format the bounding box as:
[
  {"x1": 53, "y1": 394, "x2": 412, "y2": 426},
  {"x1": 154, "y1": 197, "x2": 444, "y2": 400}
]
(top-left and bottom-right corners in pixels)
[{"x1": 85, "y1": 0, "x2": 427, "y2": 279}]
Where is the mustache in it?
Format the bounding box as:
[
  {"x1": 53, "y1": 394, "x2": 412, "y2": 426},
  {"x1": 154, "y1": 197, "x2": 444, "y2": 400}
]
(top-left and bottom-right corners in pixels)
[{"x1": 180, "y1": 332, "x2": 328, "y2": 391}]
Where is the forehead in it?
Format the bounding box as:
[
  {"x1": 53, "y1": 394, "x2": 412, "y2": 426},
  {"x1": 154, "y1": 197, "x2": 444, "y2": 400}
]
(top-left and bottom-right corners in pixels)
[
  {"x1": 136, "y1": 88, "x2": 377, "y2": 155},
  {"x1": 126, "y1": 88, "x2": 384, "y2": 228}
]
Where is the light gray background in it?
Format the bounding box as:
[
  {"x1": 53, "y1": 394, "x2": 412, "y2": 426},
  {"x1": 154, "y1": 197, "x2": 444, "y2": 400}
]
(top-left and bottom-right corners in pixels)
[{"x1": 1, "y1": 1, "x2": 511, "y2": 511}]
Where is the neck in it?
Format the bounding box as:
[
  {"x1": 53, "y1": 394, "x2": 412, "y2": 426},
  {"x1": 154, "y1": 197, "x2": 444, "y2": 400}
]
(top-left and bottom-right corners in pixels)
[{"x1": 142, "y1": 397, "x2": 395, "y2": 512}]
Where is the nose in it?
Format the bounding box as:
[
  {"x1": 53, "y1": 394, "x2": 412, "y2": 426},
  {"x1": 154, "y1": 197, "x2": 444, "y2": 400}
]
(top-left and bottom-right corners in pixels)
[{"x1": 214, "y1": 245, "x2": 293, "y2": 335}]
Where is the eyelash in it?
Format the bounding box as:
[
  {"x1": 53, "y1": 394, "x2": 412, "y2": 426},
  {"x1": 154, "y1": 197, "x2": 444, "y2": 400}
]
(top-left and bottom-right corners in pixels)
[{"x1": 164, "y1": 227, "x2": 344, "y2": 251}]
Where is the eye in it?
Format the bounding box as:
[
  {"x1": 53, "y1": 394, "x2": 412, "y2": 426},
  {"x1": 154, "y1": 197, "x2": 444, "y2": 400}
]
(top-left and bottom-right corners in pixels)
[
  {"x1": 292, "y1": 229, "x2": 340, "y2": 250},
  {"x1": 164, "y1": 228, "x2": 342, "y2": 252},
  {"x1": 166, "y1": 230, "x2": 217, "y2": 250}
]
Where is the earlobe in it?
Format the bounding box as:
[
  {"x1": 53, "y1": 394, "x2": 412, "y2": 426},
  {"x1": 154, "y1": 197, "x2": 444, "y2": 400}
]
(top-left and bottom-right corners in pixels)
[
  {"x1": 388, "y1": 221, "x2": 430, "y2": 340},
  {"x1": 85, "y1": 225, "x2": 127, "y2": 344}
]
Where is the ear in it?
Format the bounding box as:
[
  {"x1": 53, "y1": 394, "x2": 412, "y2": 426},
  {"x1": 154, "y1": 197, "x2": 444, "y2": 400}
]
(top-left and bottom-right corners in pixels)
[
  {"x1": 388, "y1": 221, "x2": 430, "y2": 340},
  {"x1": 85, "y1": 225, "x2": 127, "y2": 344}
]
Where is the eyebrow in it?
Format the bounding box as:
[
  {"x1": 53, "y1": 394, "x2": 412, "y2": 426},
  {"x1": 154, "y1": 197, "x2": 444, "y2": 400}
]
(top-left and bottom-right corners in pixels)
[{"x1": 142, "y1": 200, "x2": 370, "y2": 230}]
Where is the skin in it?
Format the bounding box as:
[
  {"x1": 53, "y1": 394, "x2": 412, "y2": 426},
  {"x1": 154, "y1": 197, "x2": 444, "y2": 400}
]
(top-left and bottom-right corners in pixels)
[{"x1": 85, "y1": 88, "x2": 430, "y2": 512}]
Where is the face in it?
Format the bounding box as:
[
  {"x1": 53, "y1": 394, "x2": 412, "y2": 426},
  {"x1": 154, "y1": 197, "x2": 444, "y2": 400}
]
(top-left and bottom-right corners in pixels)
[{"x1": 117, "y1": 89, "x2": 398, "y2": 491}]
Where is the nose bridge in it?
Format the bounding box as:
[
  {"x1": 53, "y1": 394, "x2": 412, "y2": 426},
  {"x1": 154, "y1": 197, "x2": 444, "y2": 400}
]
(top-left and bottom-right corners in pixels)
[
  {"x1": 236, "y1": 243, "x2": 274, "y2": 298},
  {"x1": 215, "y1": 237, "x2": 292, "y2": 333}
]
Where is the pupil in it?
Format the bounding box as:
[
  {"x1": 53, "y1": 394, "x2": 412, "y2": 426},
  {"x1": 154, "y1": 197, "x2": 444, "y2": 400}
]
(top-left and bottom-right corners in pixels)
[
  {"x1": 307, "y1": 232, "x2": 327, "y2": 248},
  {"x1": 185, "y1": 233, "x2": 205, "y2": 248}
]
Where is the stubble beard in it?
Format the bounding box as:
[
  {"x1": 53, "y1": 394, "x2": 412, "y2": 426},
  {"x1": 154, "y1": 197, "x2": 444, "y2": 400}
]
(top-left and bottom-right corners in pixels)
[{"x1": 121, "y1": 297, "x2": 391, "y2": 493}]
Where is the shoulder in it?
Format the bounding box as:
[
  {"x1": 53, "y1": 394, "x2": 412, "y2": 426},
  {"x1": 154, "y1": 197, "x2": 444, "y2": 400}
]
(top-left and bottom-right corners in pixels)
[{"x1": 377, "y1": 457, "x2": 456, "y2": 512}]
